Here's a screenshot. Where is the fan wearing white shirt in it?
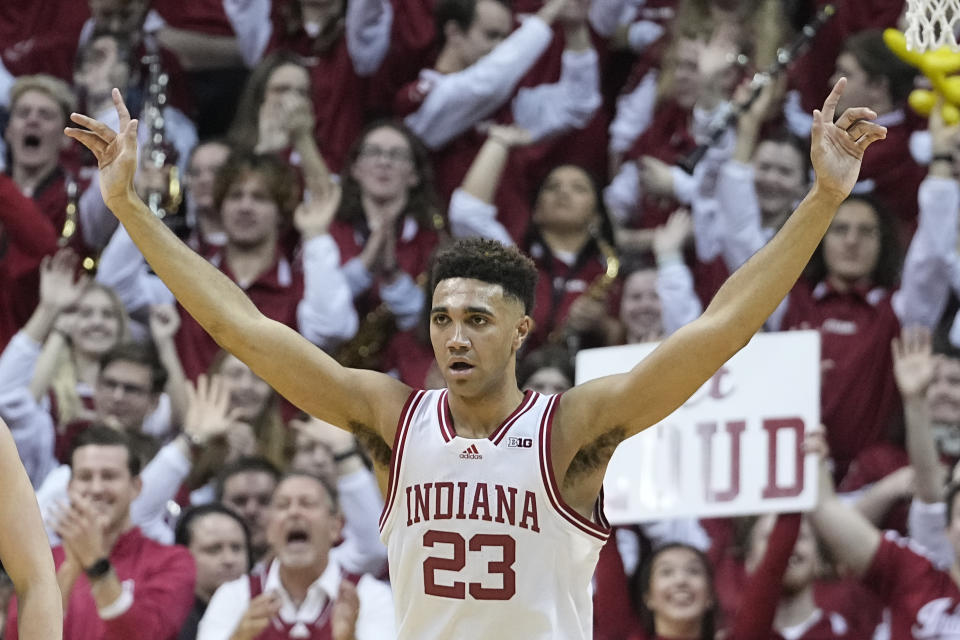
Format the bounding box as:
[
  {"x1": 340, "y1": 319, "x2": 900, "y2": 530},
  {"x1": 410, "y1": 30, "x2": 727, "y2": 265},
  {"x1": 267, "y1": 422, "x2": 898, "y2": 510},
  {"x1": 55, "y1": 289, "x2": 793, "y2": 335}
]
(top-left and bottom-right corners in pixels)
[{"x1": 197, "y1": 472, "x2": 394, "y2": 640}]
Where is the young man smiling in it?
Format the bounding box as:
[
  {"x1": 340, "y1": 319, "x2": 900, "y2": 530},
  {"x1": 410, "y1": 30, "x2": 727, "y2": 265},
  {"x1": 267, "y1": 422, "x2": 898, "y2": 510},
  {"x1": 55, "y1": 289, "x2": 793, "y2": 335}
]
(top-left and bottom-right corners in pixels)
[{"x1": 69, "y1": 78, "x2": 884, "y2": 639}]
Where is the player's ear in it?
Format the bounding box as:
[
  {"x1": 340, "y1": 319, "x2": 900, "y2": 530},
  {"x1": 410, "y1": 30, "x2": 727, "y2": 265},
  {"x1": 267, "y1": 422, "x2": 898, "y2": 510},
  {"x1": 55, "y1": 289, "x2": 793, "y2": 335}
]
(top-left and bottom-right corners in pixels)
[{"x1": 514, "y1": 315, "x2": 532, "y2": 351}]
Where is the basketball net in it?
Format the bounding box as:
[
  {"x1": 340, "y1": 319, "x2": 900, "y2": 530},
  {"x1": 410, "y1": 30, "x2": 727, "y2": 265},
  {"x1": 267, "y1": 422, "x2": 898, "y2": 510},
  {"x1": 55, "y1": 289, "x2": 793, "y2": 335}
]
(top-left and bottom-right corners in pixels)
[{"x1": 905, "y1": 0, "x2": 960, "y2": 51}]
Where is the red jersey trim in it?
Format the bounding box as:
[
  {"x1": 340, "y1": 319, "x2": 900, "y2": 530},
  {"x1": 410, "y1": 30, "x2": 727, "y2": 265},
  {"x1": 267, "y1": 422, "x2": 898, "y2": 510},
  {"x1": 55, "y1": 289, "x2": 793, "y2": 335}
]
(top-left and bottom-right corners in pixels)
[
  {"x1": 379, "y1": 389, "x2": 427, "y2": 532},
  {"x1": 437, "y1": 389, "x2": 455, "y2": 442},
  {"x1": 438, "y1": 389, "x2": 539, "y2": 443},
  {"x1": 490, "y1": 390, "x2": 538, "y2": 445},
  {"x1": 538, "y1": 394, "x2": 611, "y2": 541}
]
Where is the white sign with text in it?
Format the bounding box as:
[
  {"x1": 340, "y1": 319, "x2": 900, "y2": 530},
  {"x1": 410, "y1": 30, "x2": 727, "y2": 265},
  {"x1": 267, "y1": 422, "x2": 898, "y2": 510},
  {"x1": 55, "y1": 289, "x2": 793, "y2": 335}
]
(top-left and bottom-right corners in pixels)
[{"x1": 577, "y1": 331, "x2": 821, "y2": 523}]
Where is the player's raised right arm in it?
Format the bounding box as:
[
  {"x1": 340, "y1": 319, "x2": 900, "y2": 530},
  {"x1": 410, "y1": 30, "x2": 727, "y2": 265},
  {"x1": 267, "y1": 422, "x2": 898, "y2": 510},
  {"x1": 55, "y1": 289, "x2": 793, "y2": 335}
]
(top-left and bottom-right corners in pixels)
[{"x1": 65, "y1": 90, "x2": 411, "y2": 439}]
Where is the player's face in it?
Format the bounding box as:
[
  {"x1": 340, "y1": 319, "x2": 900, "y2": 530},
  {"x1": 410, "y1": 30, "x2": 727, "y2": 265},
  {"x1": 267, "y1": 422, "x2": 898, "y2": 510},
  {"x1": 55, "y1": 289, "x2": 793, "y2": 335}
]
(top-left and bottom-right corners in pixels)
[
  {"x1": 430, "y1": 278, "x2": 530, "y2": 396},
  {"x1": 68, "y1": 444, "x2": 141, "y2": 531},
  {"x1": 266, "y1": 476, "x2": 341, "y2": 569},
  {"x1": 220, "y1": 172, "x2": 282, "y2": 250},
  {"x1": 822, "y1": 200, "x2": 881, "y2": 286},
  {"x1": 930, "y1": 356, "x2": 960, "y2": 425},
  {"x1": 752, "y1": 141, "x2": 807, "y2": 224},
  {"x1": 523, "y1": 366, "x2": 572, "y2": 395},
  {"x1": 222, "y1": 471, "x2": 277, "y2": 553},
  {"x1": 4, "y1": 89, "x2": 67, "y2": 172},
  {"x1": 619, "y1": 269, "x2": 663, "y2": 343},
  {"x1": 94, "y1": 360, "x2": 158, "y2": 432},
  {"x1": 188, "y1": 513, "x2": 249, "y2": 601},
  {"x1": 746, "y1": 514, "x2": 818, "y2": 594},
  {"x1": 71, "y1": 287, "x2": 123, "y2": 358},
  {"x1": 350, "y1": 126, "x2": 419, "y2": 204},
  {"x1": 455, "y1": 0, "x2": 513, "y2": 66},
  {"x1": 533, "y1": 165, "x2": 600, "y2": 234},
  {"x1": 644, "y1": 547, "x2": 713, "y2": 633},
  {"x1": 187, "y1": 142, "x2": 231, "y2": 213},
  {"x1": 217, "y1": 353, "x2": 274, "y2": 422}
]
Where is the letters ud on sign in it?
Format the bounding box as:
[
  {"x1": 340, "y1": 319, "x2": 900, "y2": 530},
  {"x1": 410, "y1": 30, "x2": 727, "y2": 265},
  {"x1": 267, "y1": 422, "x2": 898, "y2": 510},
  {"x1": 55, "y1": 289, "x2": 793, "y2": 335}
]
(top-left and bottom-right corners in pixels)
[{"x1": 577, "y1": 331, "x2": 820, "y2": 524}]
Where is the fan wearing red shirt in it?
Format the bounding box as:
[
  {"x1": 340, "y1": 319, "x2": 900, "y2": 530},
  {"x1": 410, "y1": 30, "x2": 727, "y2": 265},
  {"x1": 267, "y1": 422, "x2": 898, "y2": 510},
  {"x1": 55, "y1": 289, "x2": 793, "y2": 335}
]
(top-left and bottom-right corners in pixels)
[
  {"x1": 811, "y1": 428, "x2": 960, "y2": 640},
  {"x1": 786, "y1": 30, "x2": 923, "y2": 243},
  {"x1": 778, "y1": 194, "x2": 904, "y2": 481},
  {"x1": 6, "y1": 426, "x2": 196, "y2": 640},
  {"x1": 4, "y1": 76, "x2": 86, "y2": 249},
  {"x1": 0, "y1": 173, "x2": 58, "y2": 351}
]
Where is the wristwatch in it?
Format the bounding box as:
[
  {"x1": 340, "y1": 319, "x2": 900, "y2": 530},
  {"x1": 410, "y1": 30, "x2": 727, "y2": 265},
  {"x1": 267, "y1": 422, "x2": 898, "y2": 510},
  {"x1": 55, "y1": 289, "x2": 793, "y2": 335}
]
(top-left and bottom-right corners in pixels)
[{"x1": 84, "y1": 557, "x2": 112, "y2": 580}]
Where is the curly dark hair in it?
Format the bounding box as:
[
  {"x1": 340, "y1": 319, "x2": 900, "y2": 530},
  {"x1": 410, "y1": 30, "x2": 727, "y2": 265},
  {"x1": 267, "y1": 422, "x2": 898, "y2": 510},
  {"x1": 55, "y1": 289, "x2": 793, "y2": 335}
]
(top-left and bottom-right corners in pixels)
[
  {"x1": 212, "y1": 149, "x2": 300, "y2": 224},
  {"x1": 430, "y1": 238, "x2": 538, "y2": 314},
  {"x1": 804, "y1": 193, "x2": 902, "y2": 289},
  {"x1": 339, "y1": 119, "x2": 441, "y2": 232}
]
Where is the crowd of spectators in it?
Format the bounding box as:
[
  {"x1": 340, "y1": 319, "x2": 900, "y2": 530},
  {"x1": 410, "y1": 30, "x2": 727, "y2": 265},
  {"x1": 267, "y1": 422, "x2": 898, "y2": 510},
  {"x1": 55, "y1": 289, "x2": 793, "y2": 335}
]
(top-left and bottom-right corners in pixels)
[{"x1": 3, "y1": 0, "x2": 960, "y2": 638}]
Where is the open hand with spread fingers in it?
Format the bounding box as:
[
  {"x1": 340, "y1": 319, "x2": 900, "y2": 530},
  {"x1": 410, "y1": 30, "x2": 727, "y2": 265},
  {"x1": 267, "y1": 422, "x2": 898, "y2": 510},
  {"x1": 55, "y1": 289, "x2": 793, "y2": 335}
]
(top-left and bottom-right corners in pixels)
[
  {"x1": 810, "y1": 77, "x2": 887, "y2": 202},
  {"x1": 64, "y1": 88, "x2": 139, "y2": 209}
]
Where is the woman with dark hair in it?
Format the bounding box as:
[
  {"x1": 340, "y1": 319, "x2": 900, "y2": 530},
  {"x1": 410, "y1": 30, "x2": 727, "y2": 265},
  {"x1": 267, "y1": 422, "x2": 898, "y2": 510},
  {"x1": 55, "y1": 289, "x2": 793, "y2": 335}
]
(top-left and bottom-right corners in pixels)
[
  {"x1": 310, "y1": 120, "x2": 445, "y2": 370},
  {"x1": 628, "y1": 543, "x2": 719, "y2": 640},
  {"x1": 225, "y1": 0, "x2": 393, "y2": 172},
  {"x1": 450, "y1": 124, "x2": 621, "y2": 351}
]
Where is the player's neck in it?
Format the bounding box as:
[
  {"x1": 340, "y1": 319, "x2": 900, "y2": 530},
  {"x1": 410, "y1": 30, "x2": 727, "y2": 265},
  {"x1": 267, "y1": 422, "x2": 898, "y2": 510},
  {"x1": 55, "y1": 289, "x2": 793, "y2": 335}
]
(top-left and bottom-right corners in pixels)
[
  {"x1": 447, "y1": 381, "x2": 526, "y2": 439},
  {"x1": 773, "y1": 584, "x2": 817, "y2": 631},
  {"x1": 951, "y1": 562, "x2": 960, "y2": 589}
]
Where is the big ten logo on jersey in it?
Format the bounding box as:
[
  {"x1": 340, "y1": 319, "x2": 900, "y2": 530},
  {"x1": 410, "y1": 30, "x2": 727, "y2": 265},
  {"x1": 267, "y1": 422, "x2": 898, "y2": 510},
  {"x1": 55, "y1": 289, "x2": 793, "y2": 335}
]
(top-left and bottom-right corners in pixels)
[{"x1": 506, "y1": 437, "x2": 533, "y2": 449}]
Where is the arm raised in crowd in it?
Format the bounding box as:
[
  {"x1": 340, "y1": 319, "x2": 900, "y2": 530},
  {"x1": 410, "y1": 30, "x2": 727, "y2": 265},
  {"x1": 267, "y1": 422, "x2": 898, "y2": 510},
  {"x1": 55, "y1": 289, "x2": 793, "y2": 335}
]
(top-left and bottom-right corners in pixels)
[
  {"x1": 560, "y1": 79, "x2": 886, "y2": 443},
  {"x1": 448, "y1": 124, "x2": 530, "y2": 246},
  {"x1": 0, "y1": 418, "x2": 62, "y2": 640},
  {"x1": 66, "y1": 91, "x2": 410, "y2": 451},
  {"x1": 405, "y1": 0, "x2": 569, "y2": 149},
  {"x1": 345, "y1": 0, "x2": 394, "y2": 76},
  {"x1": 808, "y1": 434, "x2": 882, "y2": 577}
]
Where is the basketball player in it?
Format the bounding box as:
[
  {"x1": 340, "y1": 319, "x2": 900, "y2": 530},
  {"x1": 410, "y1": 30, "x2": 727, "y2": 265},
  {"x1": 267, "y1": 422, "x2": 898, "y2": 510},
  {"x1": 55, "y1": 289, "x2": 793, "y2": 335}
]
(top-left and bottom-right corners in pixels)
[
  {"x1": 66, "y1": 79, "x2": 885, "y2": 639},
  {"x1": 0, "y1": 418, "x2": 62, "y2": 639}
]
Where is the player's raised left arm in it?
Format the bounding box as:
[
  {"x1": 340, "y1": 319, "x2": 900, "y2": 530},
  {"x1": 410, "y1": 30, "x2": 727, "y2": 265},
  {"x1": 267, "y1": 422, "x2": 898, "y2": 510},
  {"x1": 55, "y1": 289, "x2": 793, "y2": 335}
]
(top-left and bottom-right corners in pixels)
[{"x1": 561, "y1": 78, "x2": 886, "y2": 444}]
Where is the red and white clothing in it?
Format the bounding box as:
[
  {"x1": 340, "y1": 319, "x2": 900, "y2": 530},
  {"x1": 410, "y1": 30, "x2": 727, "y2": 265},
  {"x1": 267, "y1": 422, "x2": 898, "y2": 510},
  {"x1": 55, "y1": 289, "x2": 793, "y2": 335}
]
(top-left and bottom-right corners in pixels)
[
  {"x1": 0, "y1": 1, "x2": 90, "y2": 83},
  {"x1": 380, "y1": 389, "x2": 610, "y2": 639},
  {"x1": 779, "y1": 280, "x2": 901, "y2": 480},
  {"x1": 6, "y1": 527, "x2": 196, "y2": 640},
  {"x1": 95, "y1": 226, "x2": 358, "y2": 380},
  {"x1": 330, "y1": 215, "x2": 438, "y2": 331},
  {"x1": 863, "y1": 531, "x2": 960, "y2": 639},
  {"x1": 196, "y1": 556, "x2": 394, "y2": 640},
  {"x1": 0, "y1": 173, "x2": 58, "y2": 352},
  {"x1": 224, "y1": 0, "x2": 392, "y2": 173}
]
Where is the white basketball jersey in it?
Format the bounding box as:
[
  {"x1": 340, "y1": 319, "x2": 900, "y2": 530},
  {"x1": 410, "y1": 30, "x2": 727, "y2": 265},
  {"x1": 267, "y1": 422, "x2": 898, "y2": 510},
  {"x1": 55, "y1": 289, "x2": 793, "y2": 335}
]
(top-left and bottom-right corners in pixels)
[{"x1": 379, "y1": 389, "x2": 610, "y2": 640}]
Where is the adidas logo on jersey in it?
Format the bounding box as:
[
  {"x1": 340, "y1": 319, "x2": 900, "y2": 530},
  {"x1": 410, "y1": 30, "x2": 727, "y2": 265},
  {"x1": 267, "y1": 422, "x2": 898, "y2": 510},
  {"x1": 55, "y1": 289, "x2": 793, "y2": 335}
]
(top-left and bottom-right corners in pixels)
[{"x1": 459, "y1": 444, "x2": 482, "y2": 460}]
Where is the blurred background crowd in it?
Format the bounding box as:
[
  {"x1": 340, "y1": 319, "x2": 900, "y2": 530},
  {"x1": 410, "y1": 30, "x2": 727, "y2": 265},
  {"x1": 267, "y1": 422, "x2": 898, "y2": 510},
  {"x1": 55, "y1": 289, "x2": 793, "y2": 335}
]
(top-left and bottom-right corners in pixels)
[{"x1": 2, "y1": 0, "x2": 960, "y2": 638}]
